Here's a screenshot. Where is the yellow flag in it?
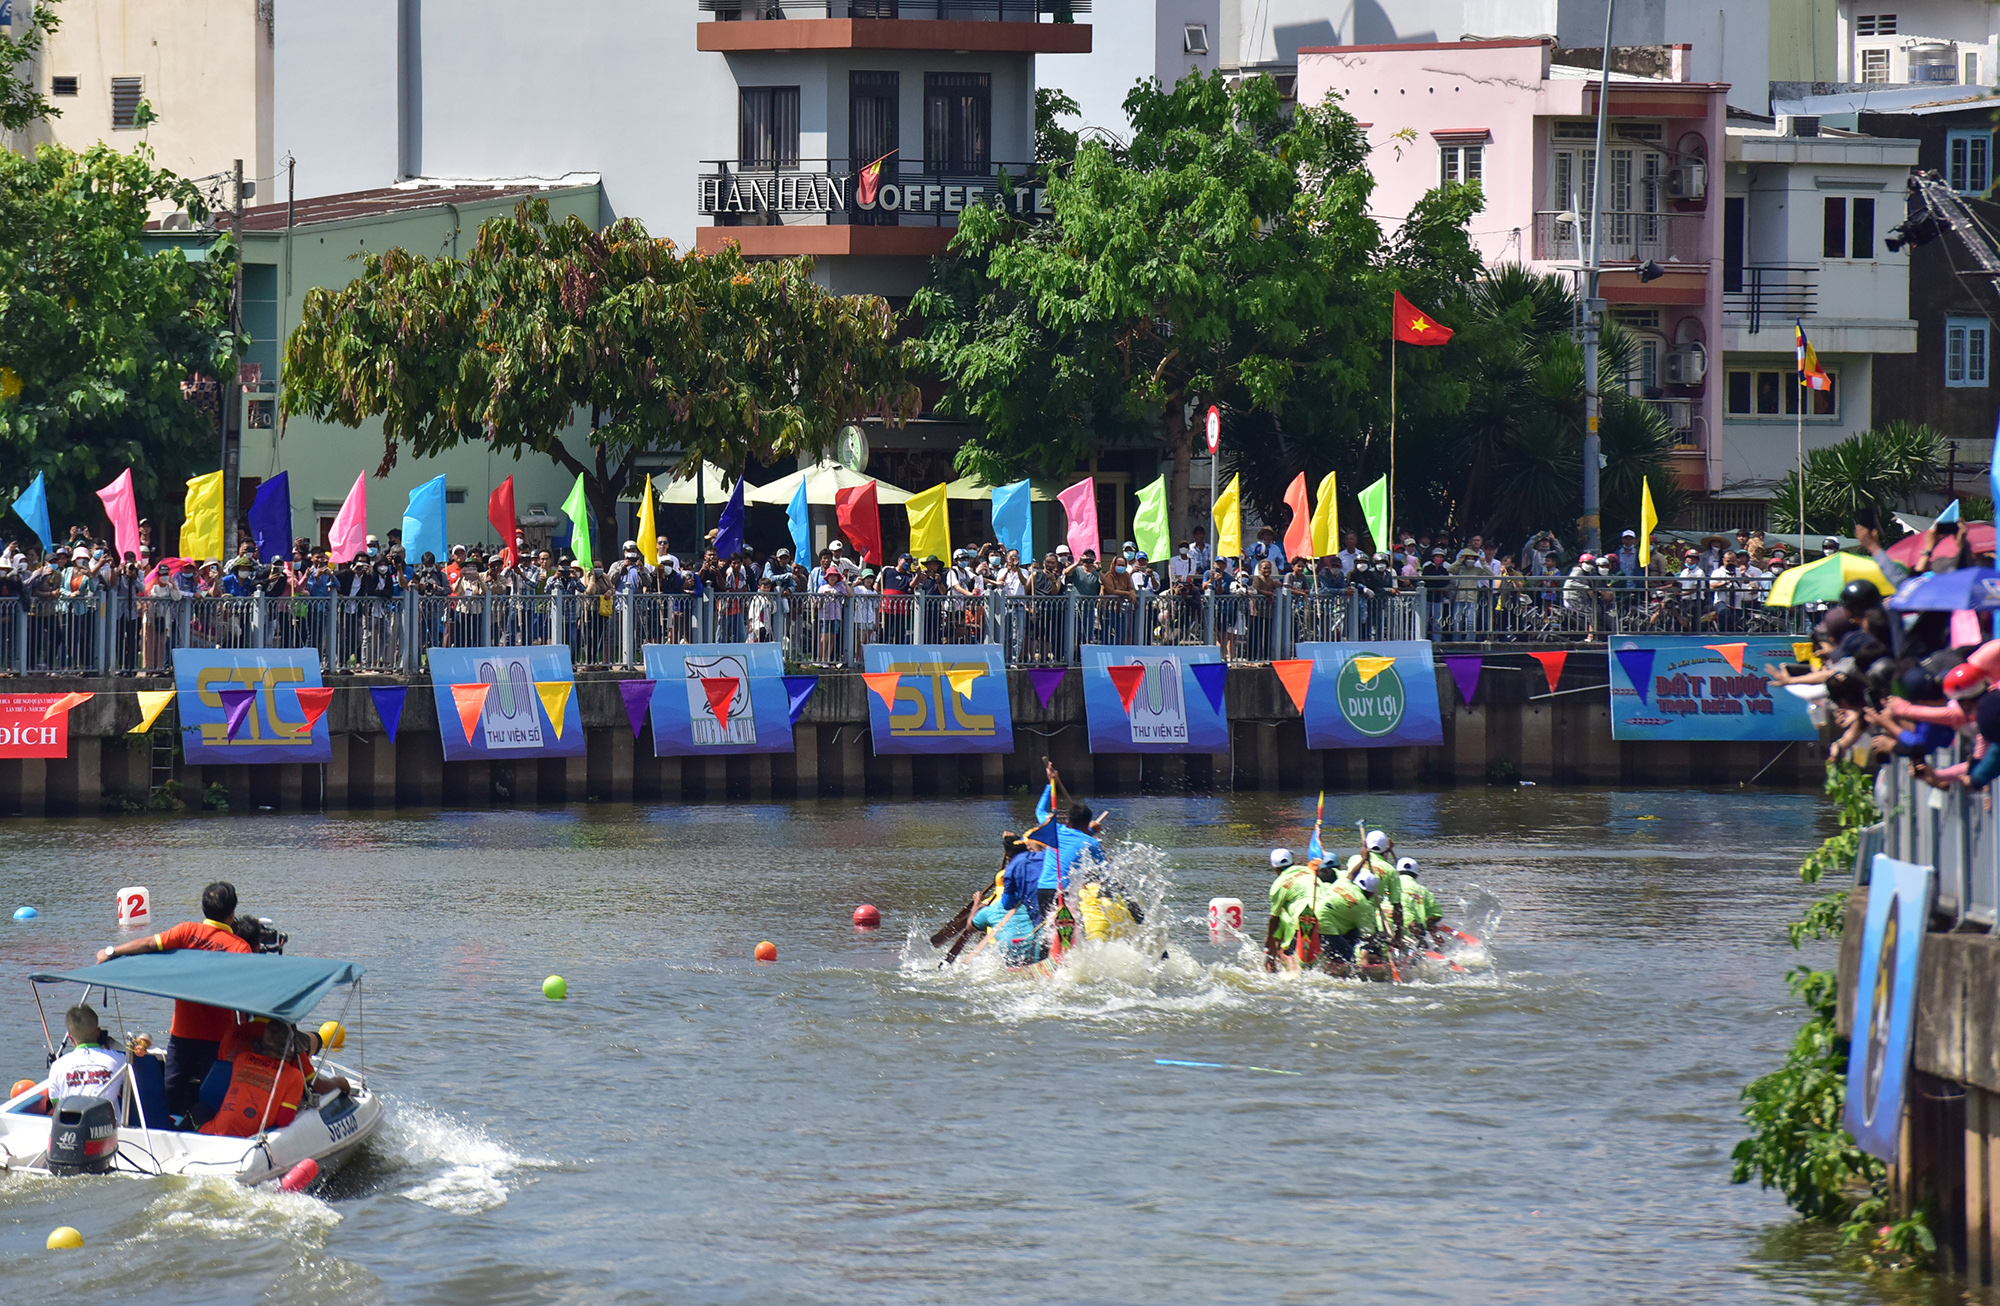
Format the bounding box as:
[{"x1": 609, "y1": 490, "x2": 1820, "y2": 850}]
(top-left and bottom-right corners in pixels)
[
  {"x1": 1212, "y1": 474, "x2": 1242, "y2": 559},
  {"x1": 536, "y1": 681, "x2": 574, "y2": 739},
  {"x1": 181, "y1": 470, "x2": 225, "y2": 561},
  {"x1": 1352, "y1": 655, "x2": 1396, "y2": 686},
  {"x1": 906, "y1": 482, "x2": 951, "y2": 562},
  {"x1": 1639, "y1": 477, "x2": 1657, "y2": 569},
  {"x1": 637, "y1": 475, "x2": 658, "y2": 567},
  {"x1": 947, "y1": 667, "x2": 983, "y2": 699},
  {"x1": 1310, "y1": 470, "x2": 1339, "y2": 559},
  {"x1": 130, "y1": 690, "x2": 176, "y2": 734}
]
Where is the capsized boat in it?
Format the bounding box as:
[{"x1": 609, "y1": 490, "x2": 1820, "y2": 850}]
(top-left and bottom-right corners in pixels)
[{"x1": 0, "y1": 952, "x2": 382, "y2": 1185}]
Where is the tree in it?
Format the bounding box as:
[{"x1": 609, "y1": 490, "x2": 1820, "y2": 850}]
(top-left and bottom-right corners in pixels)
[
  {"x1": 0, "y1": 141, "x2": 241, "y2": 538},
  {"x1": 283, "y1": 201, "x2": 920, "y2": 540},
  {"x1": 0, "y1": 1, "x2": 62, "y2": 132},
  {"x1": 1770, "y1": 422, "x2": 1943, "y2": 536}
]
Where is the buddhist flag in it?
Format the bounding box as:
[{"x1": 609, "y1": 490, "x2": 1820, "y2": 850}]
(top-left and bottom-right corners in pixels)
[
  {"x1": 1310, "y1": 470, "x2": 1339, "y2": 559},
  {"x1": 906, "y1": 482, "x2": 951, "y2": 563},
  {"x1": 1392, "y1": 291, "x2": 1454, "y2": 346},
  {"x1": 1212, "y1": 474, "x2": 1242, "y2": 559},
  {"x1": 1132, "y1": 475, "x2": 1170, "y2": 562},
  {"x1": 181, "y1": 470, "x2": 225, "y2": 561},
  {"x1": 536, "y1": 681, "x2": 574, "y2": 738},
  {"x1": 1639, "y1": 476, "x2": 1657, "y2": 569},
  {"x1": 130, "y1": 690, "x2": 176, "y2": 734},
  {"x1": 1795, "y1": 321, "x2": 1830, "y2": 390},
  {"x1": 638, "y1": 475, "x2": 659, "y2": 567},
  {"x1": 856, "y1": 150, "x2": 895, "y2": 207},
  {"x1": 1357, "y1": 475, "x2": 1389, "y2": 552}
]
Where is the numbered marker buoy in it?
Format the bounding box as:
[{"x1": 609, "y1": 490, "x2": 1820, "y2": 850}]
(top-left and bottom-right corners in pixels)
[
  {"x1": 117, "y1": 886, "x2": 151, "y2": 931},
  {"x1": 1208, "y1": 897, "x2": 1244, "y2": 941}
]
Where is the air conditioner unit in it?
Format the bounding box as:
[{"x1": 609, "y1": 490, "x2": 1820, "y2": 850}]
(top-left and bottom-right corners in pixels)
[
  {"x1": 1666, "y1": 344, "x2": 1707, "y2": 385},
  {"x1": 1657, "y1": 398, "x2": 1695, "y2": 432},
  {"x1": 1665, "y1": 161, "x2": 1707, "y2": 201}
]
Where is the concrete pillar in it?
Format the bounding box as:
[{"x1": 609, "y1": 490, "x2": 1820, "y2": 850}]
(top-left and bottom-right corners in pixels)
[
  {"x1": 791, "y1": 724, "x2": 818, "y2": 797},
  {"x1": 977, "y1": 752, "x2": 1004, "y2": 796},
  {"x1": 1970, "y1": 1085, "x2": 1996, "y2": 1285},
  {"x1": 1096, "y1": 753, "x2": 1141, "y2": 795},
  {"x1": 607, "y1": 723, "x2": 635, "y2": 804},
  {"x1": 277, "y1": 762, "x2": 304, "y2": 812},
  {"x1": 1208, "y1": 751, "x2": 1232, "y2": 792},
  {"x1": 400, "y1": 733, "x2": 441, "y2": 807},
  {"x1": 71, "y1": 737, "x2": 102, "y2": 814},
  {"x1": 1518, "y1": 701, "x2": 1554, "y2": 782},
  {"x1": 833, "y1": 727, "x2": 867, "y2": 797},
  {"x1": 887, "y1": 756, "x2": 914, "y2": 797},
  {"x1": 587, "y1": 729, "x2": 613, "y2": 803},
  {"x1": 1454, "y1": 705, "x2": 1488, "y2": 784},
  {"x1": 733, "y1": 754, "x2": 773, "y2": 798},
  {"x1": 372, "y1": 733, "x2": 402, "y2": 809},
  {"x1": 325, "y1": 736, "x2": 349, "y2": 810}
]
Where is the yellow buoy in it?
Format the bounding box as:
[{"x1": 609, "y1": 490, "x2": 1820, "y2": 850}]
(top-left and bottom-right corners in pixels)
[
  {"x1": 318, "y1": 1020, "x2": 346, "y2": 1050},
  {"x1": 47, "y1": 1226, "x2": 83, "y2": 1250}
]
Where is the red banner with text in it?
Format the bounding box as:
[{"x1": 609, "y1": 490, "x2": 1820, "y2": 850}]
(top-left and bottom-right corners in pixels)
[{"x1": 0, "y1": 695, "x2": 71, "y2": 758}]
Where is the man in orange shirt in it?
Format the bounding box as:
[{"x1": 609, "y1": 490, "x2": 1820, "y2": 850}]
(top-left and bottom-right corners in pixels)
[{"x1": 96, "y1": 882, "x2": 251, "y2": 1118}]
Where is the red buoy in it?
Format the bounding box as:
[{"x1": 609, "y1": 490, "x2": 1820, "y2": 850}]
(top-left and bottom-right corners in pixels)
[
  {"x1": 754, "y1": 941, "x2": 778, "y2": 962},
  {"x1": 279, "y1": 1157, "x2": 319, "y2": 1192},
  {"x1": 853, "y1": 904, "x2": 880, "y2": 929}
]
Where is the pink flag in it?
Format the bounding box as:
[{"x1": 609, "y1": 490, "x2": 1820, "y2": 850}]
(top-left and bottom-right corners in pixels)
[
  {"x1": 1058, "y1": 478, "x2": 1098, "y2": 561},
  {"x1": 96, "y1": 470, "x2": 141, "y2": 562},
  {"x1": 329, "y1": 472, "x2": 368, "y2": 563}
]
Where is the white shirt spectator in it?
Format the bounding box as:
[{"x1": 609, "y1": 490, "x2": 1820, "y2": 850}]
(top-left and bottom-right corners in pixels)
[{"x1": 46, "y1": 1041, "x2": 129, "y2": 1112}]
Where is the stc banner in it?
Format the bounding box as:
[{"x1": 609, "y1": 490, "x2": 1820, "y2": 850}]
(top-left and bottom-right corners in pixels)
[
  {"x1": 1608, "y1": 636, "x2": 1819, "y2": 741},
  {"x1": 0, "y1": 693, "x2": 73, "y2": 758},
  {"x1": 429, "y1": 646, "x2": 586, "y2": 761},
  {"x1": 643, "y1": 643, "x2": 795, "y2": 757},
  {"x1": 1846, "y1": 855, "x2": 1935, "y2": 1162},
  {"x1": 862, "y1": 643, "x2": 1014, "y2": 754},
  {"x1": 1294, "y1": 641, "x2": 1445, "y2": 749},
  {"x1": 171, "y1": 649, "x2": 333, "y2": 764},
  {"x1": 1080, "y1": 645, "x2": 1229, "y2": 753}
]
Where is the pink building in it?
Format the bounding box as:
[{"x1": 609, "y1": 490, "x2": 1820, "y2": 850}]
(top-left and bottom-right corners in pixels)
[{"x1": 1298, "y1": 39, "x2": 1730, "y2": 493}]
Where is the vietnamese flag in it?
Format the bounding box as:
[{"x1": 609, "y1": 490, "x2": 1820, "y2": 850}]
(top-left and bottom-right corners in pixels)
[
  {"x1": 856, "y1": 150, "x2": 896, "y2": 207},
  {"x1": 1392, "y1": 291, "x2": 1454, "y2": 346}
]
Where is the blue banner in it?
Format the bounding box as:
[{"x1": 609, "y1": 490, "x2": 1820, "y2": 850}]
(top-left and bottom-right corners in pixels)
[
  {"x1": 642, "y1": 643, "x2": 795, "y2": 757},
  {"x1": 1080, "y1": 645, "x2": 1228, "y2": 753},
  {"x1": 171, "y1": 649, "x2": 332, "y2": 764},
  {"x1": 1846, "y1": 855, "x2": 1935, "y2": 1162},
  {"x1": 862, "y1": 644, "x2": 1014, "y2": 754},
  {"x1": 1295, "y1": 641, "x2": 1444, "y2": 748},
  {"x1": 1608, "y1": 636, "x2": 1819, "y2": 741},
  {"x1": 429, "y1": 646, "x2": 585, "y2": 761}
]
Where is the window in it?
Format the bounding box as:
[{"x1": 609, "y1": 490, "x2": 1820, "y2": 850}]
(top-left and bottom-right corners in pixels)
[
  {"x1": 1948, "y1": 316, "x2": 1990, "y2": 386},
  {"x1": 739, "y1": 86, "x2": 800, "y2": 168},
  {"x1": 1853, "y1": 197, "x2": 1875, "y2": 258},
  {"x1": 1855, "y1": 13, "x2": 1897, "y2": 34},
  {"x1": 1967, "y1": 53, "x2": 1981, "y2": 85},
  {"x1": 1726, "y1": 368, "x2": 1841, "y2": 417},
  {"x1": 1860, "y1": 48, "x2": 1891, "y2": 83},
  {"x1": 109, "y1": 76, "x2": 142, "y2": 129},
  {"x1": 1183, "y1": 22, "x2": 1208, "y2": 54},
  {"x1": 1823, "y1": 196, "x2": 1847, "y2": 258},
  {"x1": 924, "y1": 72, "x2": 990, "y2": 174},
  {"x1": 1440, "y1": 144, "x2": 1483, "y2": 186},
  {"x1": 850, "y1": 71, "x2": 898, "y2": 227},
  {"x1": 1821, "y1": 197, "x2": 1876, "y2": 259},
  {"x1": 1724, "y1": 195, "x2": 1746, "y2": 291},
  {"x1": 444, "y1": 488, "x2": 468, "y2": 505},
  {"x1": 49, "y1": 74, "x2": 77, "y2": 96},
  {"x1": 1949, "y1": 129, "x2": 1991, "y2": 194}
]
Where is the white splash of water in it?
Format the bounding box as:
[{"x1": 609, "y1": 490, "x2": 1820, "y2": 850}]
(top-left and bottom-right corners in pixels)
[
  {"x1": 131, "y1": 1176, "x2": 342, "y2": 1244},
  {"x1": 377, "y1": 1102, "x2": 550, "y2": 1214}
]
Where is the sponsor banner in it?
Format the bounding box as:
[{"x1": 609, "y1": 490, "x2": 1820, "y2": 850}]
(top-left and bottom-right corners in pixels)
[
  {"x1": 642, "y1": 643, "x2": 795, "y2": 757},
  {"x1": 171, "y1": 649, "x2": 333, "y2": 764},
  {"x1": 0, "y1": 694, "x2": 71, "y2": 758},
  {"x1": 1295, "y1": 641, "x2": 1445, "y2": 749},
  {"x1": 429, "y1": 646, "x2": 585, "y2": 761},
  {"x1": 862, "y1": 643, "x2": 1014, "y2": 754},
  {"x1": 1080, "y1": 645, "x2": 1229, "y2": 753},
  {"x1": 1846, "y1": 855, "x2": 1935, "y2": 1162},
  {"x1": 1608, "y1": 636, "x2": 1818, "y2": 741}
]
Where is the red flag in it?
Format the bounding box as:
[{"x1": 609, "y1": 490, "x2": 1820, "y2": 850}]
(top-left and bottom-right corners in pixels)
[
  {"x1": 451, "y1": 683, "x2": 492, "y2": 743},
  {"x1": 1530, "y1": 650, "x2": 1568, "y2": 693},
  {"x1": 291, "y1": 687, "x2": 335, "y2": 734},
  {"x1": 862, "y1": 672, "x2": 902, "y2": 710},
  {"x1": 701, "y1": 677, "x2": 739, "y2": 729},
  {"x1": 1392, "y1": 291, "x2": 1454, "y2": 346},
  {"x1": 856, "y1": 151, "x2": 895, "y2": 207},
  {"x1": 836, "y1": 480, "x2": 882, "y2": 566},
  {"x1": 1282, "y1": 473, "x2": 1311, "y2": 564},
  {"x1": 1272, "y1": 659, "x2": 1313, "y2": 713},
  {"x1": 1107, "y1": 664, "x2": 1147, "y2": 714},
  {"x1": 489, "y1": 476, "x2": 518, "y2": 567}
]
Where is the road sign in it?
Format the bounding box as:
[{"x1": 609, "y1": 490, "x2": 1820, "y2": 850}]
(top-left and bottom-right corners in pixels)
[{"x1": 1205, "y1": 406, "x2": 1220, "y2": 454}]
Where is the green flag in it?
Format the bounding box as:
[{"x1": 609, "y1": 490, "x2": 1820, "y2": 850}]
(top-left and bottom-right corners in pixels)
[
  {"x1": 561, "y1": 473, "x2": 593, "y2": 571},
  {"x1": 1357, "y1": 475, "x2": 1388, "y2": 552},
  {"x1": 1132, "y1": 474, "x2": 1170, "y2": 561}
]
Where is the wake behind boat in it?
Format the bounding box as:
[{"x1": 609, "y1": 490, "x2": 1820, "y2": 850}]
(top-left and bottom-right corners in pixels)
[{"x1": 0, "y1": 953, "x2": 382, "y2": 1186}]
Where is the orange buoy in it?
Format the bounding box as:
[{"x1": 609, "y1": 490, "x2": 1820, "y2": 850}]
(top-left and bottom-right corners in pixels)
[
  {"x1": 754, "y1": 941, "x2": 778, "y2": 962},
  {"x1": 853, "y1": 904, "x2": 880, "y2": 929},
  {"x1": 10, "y1": 1078, "x2": 36, "y2": 1101}
]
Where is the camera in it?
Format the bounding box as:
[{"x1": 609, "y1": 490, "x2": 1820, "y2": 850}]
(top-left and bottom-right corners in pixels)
[{"x1": 245, "y1": 917, "x2": 287, "y2": 954}]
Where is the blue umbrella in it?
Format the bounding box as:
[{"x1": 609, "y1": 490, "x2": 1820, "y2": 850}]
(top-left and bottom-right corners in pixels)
[{"x1": 1884, "y1": 567, "x2": 2000, "y2": 612}]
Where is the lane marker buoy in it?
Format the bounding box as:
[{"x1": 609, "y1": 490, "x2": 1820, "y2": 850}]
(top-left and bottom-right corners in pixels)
[
  {"x1": 852, "y1": 904, "x2": 880, "y2": 929},
  {"x1": 542, "y1": 976, "x2": 567, "y2": 1001},
  {"x1": 13, "y1": 907, "x2": 37, "y2": 921},
  {"x1": 280, "y1": 1158, "x2": 319, "y2": 1192},
  {"x1": 754, "y1": 941, "x2": 777, "y2": 962},
  {"x1": 46, "y1": 1227, "x2": 83, "y2": 1249}
]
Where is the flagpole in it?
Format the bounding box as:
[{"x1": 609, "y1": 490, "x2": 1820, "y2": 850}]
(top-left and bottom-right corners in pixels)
[
  {"x1": 1389, "y1": 334, "x2": 1397, "y2": 552},
  {"x1": 1797, "y1": 372, "x2": 1806, "y2": 552}
]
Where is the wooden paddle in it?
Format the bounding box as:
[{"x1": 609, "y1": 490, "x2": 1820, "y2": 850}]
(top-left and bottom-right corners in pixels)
[{"x1": 929, "y1": 895, "x2": 982, "y2": 948}]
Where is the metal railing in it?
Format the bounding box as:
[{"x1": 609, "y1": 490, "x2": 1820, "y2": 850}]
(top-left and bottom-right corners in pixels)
[
  {"x1": 1873, "y1": 748, "x2": 1998, "y2": 931},
  {"x1": 1724, "y1": 265, "x2": 1817, "y2": 334},
  {"x1": 699, "y1": 0, "x2": 1086, "y2": 16},
  {"x1": 1533, "y1": 210, "x2": 1707, "y2": 265}
]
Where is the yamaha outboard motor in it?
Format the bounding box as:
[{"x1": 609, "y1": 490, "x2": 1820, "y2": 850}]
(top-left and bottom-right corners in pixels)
[{"x1": 48, "y1": 1096, "x2": 118, "y2": 1176}]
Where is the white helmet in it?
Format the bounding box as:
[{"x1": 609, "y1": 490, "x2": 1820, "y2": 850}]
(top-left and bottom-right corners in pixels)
[
  {"x1": 1365, "y1": 830, "x2": 1390, "y2": 852},
  {"x1": 1396, "y1": 857, "x2": 1418, "y2": 876},
  {"x1": 1270, "y1": 848, "x2": 1293, "y2": 870},
  {"x1": 1354, "y1": 870, "x2": 1380, "y2": 898}
]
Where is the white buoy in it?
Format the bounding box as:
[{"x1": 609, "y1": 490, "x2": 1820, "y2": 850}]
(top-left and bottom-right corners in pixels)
[
  {"x1": 1208, "y1": 897, "x2": 1244, "y2": 941},
  {"x1": 116, "y1": 886, "x2": 151, "y2": 931}
]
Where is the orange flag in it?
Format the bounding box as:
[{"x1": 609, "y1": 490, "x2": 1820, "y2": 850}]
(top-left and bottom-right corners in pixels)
[
  {"x1": 450, "y1": 683, "x2": 491, "y2": 743},
  {"x1": 41, "y1": 691, "x2": 92, "y2": 720},
  {"x1": 701, "y1": 677, "x2": 739, "y2": 728},
  {"x1": 1272, "y1": 659, "x2": 1313, "y2": 713},
  {"x1": 1529, "y1": 650, "x2": 1568, "y2": 693},
  {"x1": 862, "y1": 672, "x2": 901, "y2": 711},
  {"x1": 1282, "y1": 474, "x2": 1311, "y2": 565},
  {"x1": 1106, "y1": 664, "x2": 1147, "y2": 714},
  {"x1": 1392, "y1": 291, "x2": 1454, "y2": 345},
  {"x1": 291, "y1": 687, "x2": 335, "y2": 734},
  {"x1": 1703, "y1": 643, "x2": 1747, "y2": 673}
]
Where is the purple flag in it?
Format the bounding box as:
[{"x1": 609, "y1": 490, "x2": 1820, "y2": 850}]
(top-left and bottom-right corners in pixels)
[
  {"x1": 369, "y1": 686, "x2": 407, "y2": 743},
  {"x1": 1614, "y1": 648, "x2": 1657, "y2": 707},
  {"x1": 782, "y1": 675, "x2": 819, "y2": 725},
  {"x1": 618, "y1": 678, "x2": 654, "y2": 738},
  {"x1": 1443, "y1": 654, "x2": 1482, "y2": 706},
  {"x1": 1028, "y1": 666, "x2": 1066, "y2": 710},
  {"x1": 217, "y1": 688, "x2": 257, "y2": 741},
  {"x1": 1190, "y1": 662, "x2": 1227, "y2": 717}
]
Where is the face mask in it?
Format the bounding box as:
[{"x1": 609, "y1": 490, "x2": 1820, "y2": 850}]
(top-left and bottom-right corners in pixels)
[
  {"x1": 376, "y1": 565, "x2": 388, "y2": 574},
  {"x1": 1115, "y1": 565, "x2": 1127, "y2": 574}
]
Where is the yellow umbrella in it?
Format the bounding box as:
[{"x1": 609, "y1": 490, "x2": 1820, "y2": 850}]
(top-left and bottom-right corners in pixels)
[{"x1": 1764, "y1": 551, "x2": 1891, "y2": 607}]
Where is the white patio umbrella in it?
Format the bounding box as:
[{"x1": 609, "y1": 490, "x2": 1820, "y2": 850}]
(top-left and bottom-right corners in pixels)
[
  {"x1": 650, "y1": 462, "x2": 740, "y2": 504},
  {"x1": 943, "y1": 475, "x2": 1059, "y2": 501},
  {"x1": 744, "y1": 459, "x2": 912, "y2": 506}
]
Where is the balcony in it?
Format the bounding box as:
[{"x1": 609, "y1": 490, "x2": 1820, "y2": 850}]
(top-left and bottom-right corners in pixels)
[
  {"x1": 696, "y1": 0, "x2": 1091, "y2": 52},
  {"x1": 1532, "y1": 211, "x2": 1707, "y2": 267},
  {"x1": 696, "y1": 158, "x2": 1047, "y2": 256},
  {"x1": 1723, "y1": 266, "x2": 1816, "y2": 335}
]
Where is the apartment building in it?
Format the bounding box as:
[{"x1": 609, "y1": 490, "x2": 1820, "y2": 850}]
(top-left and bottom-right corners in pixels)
[{"x1": 1838, "y1": 0, "x2": 1999, "y2": 87}]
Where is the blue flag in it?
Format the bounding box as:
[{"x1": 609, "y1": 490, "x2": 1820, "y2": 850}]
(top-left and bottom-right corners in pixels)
[
  {"x1": 9, "y1": 471, "x2": 50, "y2": 552},
  {"x1": 992, "y1": 478, "x2": 1033, "y2": 560},
  {"x1": 1938, "y1": 498, "x2": 1962, "y2": 525},
  {"x1": 786, "y1": 480, "x2": 812, "y2": 564},
  {"x1": 248, "y1": 471, "x2": 292, "y2": 562},
  {"x1": 716, "y1": 476, "x2": 747, "y2": 560},
  {"x1": 369, "y1": 685, "x2": 407, "y2": 743},
  {"x1": 401, "y1": 475, "x2": 447, "y2": 564},
  {"x1": 1307, "y1": 826, "x2": 1325, "y2": 863}
]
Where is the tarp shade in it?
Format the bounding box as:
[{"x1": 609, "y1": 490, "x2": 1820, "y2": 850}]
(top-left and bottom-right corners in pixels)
[{"x1": 31, "y1": 953, "x2": 364, "y2": 1024}]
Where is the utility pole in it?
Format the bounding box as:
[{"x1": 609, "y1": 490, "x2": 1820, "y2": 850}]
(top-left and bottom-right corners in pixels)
[
  {"x1": 224, "y1": 157, "x2": 245, "y2": 554},
  {"x1": 1580, "y1": 2, "x2": 1614, "y2": 557}
]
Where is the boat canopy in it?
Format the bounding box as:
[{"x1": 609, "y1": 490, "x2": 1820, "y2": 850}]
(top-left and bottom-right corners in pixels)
[{"x1": 30, "y1": 954, "x2": 364, "y2": 1024}]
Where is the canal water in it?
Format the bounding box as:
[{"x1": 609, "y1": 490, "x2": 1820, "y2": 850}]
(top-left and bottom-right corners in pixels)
[{"x1": 0, "y1": 786, "x2": 1908, "y2": 1304}]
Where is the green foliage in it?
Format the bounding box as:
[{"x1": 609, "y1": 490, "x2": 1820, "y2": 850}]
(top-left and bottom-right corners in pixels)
[
  {"x1": 200, "y1": 781, "x2": 229, "y2": 812},
  {"x1": 1770, "y1": 422, "x2": 1945, "y2": 536},
  {"x1": 1035, "y1": 86, "x2": 1081, "y2": 164},
  {"x1": 0, "y1": 1, "x2": 61, "y2": 131},
  {"x1": 0, "y1": 141, "x2": 240, "y2": 536},
  {"x1": 1841, "y1": 1194, "x2": 1938, "y2": 1270}
]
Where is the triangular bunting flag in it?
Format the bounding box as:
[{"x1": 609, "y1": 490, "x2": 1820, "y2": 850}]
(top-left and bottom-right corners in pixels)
[
  {"x1": 450, "y1": 682, "x2": 492, "y2": 744},
  {"x1": 1190, "y1": 662, "x2": 1227, "y2": 716},
  {"x1": 1272, "y1": 659, "x2": 1313, "y2": 713},
  {"x1": 42, "y1": 691, "x2": 92, "y2": 721},
  {"x1": 536, "y1": 681, "x2": 574, "y2": 740},
  {"x1": 618, "y1": 679, "x2": 654, "y2": 738},
  {"x1": 370, "y1": 686, "x2": 408, "y2": 743},
  {"x1": 1442, "y1": 655, "x2": 1481, "y2": 706},
  {"x1": 946, "y1": 667, "x2": 983, "y2": 700},
  {"x1": 1106, "y1": 664, "x2": 1147, "y2": 714},
  {"x1": 291, "y1": 687, "x2": 335, "y2": 735},
  {"x1": 1702, "y1": 643, "x2": 1747, "y2": 674},
  {"x1": 1028, "y1": 667, "x2": 1066, "y2": 710},
  {"x1": 862, "y1": 672, "x2": 902, "y2": 711},
  {"x1": 701, "y1": 677, "x2": 739, "y2": 729},
  {"x1": 217, "y1": 688, "x2": 257, "y2": 741},
  {"x1": 130, "y1": 690, "x2": 176, "y2": 734},
  {"x1": 1614, "y1": 648, "x2": 1656, "y2": 707},
  {"x1": 1351, "y1": 655, "x2": 1396, "y2": 686},
  {"x1": 1529, "y1": 651, "x2": 1568, "y2": 693},
  {"x1": 782, "y1": 675, "x2": 819, "y2": 726}
]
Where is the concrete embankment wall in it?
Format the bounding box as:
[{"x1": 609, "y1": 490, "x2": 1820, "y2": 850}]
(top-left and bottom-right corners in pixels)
[{"x1": 0, "y1": 654, "x2": 1821, "y2": 816}]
